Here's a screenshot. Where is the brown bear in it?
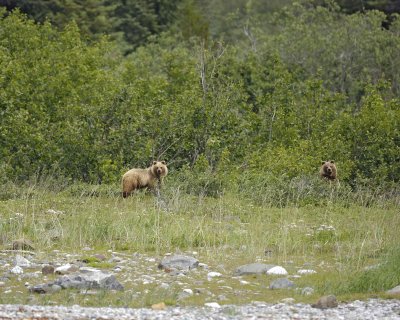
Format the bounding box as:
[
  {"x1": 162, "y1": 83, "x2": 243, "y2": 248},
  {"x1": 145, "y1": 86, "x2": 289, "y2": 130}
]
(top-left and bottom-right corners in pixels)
[
  {"x1": 122, "y1": 161, "x2": 168, "y2": 197},
  {"x1": 320, "y1": 160, "x2": 337, "y2": 181}
]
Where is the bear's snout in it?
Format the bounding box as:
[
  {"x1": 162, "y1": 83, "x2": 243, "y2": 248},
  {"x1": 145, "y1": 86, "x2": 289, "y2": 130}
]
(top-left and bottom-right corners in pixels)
[{"x1": 326, "y1": 167, "x2": 332, "y2": 174}]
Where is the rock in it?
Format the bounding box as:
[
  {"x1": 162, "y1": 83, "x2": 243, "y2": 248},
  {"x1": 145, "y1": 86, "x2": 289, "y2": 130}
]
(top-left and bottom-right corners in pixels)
[
  {"x1": 14, "y1": 255, "x2": 31, "y2": 267},
  {"x1": 386, "y1": 285, "x2": 400, "y2": 295},
  {"x1": 151, "y1": 302, "x2": 166, "y2": 310},
  {"x1": 301, "y1": 287, "x2": 315, "y2": 296},
  {"x1": 42, "y1": 265, "x2": 55, "y2": 275},
  {"x1": 207, "y1": 272, "x2": 222, "y2": 281},
  {"x1": 312, "y1": 295, "x2": 338, "y2": 309},
  {"x1": 178, "y1": 289, "x2": 194, "y2": 300},
  {"x1": 281, "y1": 298, "x2": 295, "y2": 304},
  {"x1": 158, "y1": 255, "x2": 199, "y2": 271},
  {"x1": 54, "y1": 269, "x2": 124, "y2": 291},
  {"x1": 297, "y1": 269, "x2": 317, "y2": 275},
  {"x1": 266, "y1": 266, "x2": 288, "y2": 275},
  {"x1": 11, "y1": 239, "x2": 35, "y2": 251},
  {"x1": 204, "y1": 302, "x2": 221, "y2": 308},
  {"x1": 234, "y1": 263, "x2": 275, "y2": 276},
  {"x1": 269, "y1": 278, "x2": 295, "y2": 289},
  {"x1": 93, "y1": 254, "x2": 107, "y2": 261},
  {"x1": 55, "y1": 264, "x2": 79, "y2": 275},
  {"x1": 28, "y1": 284, "x2": 62, "y2": 294},
  {"x1": 10, "y1": 266, "x2": 23, "y2": 274}
]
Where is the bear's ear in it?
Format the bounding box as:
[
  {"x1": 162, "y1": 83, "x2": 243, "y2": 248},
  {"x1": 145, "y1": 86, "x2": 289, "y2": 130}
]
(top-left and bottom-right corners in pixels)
[
  {"x1": 330, "y1": 160, "x2": 335, "y2": 164},
  {"x1": 321, "y1": 161, "x2": 326, "y2": 165},
  {"x1": 161, "y1": 161, "x2": 166, "y2": 165},
  {"x1": 152, "y1": 161, "x2": 157, "y2": 166}
]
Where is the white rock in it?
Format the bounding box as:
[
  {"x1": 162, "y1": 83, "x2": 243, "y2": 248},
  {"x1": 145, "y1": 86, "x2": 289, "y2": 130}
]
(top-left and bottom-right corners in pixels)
[
  {"x1": 15, "y1": 255, "x2": 31, "y2": 267},
  {"x1": 11, "y1": 266, "x2": 23, "y2": 274},
  {"x1": 297, "y1": 269, "x2": 317, "y2": 275},
  {"x1": 183, "y1": 288, "x2": 193, "y2": 296},
  {"x1": 205, "y1": 302, "x2": 221, "y2": 308},
  {"x1": 281, "y1": 298, "x2": 295, "y2": 304},
  {"x1": 55, "y1": 264, "x2": 74, "y2": 274},
  {"x1": 266, "y1": 266, "x2": 288, "y2": 275},
  {"x1": 207, "y1": 272, "x2": 222, "y2": 280}
]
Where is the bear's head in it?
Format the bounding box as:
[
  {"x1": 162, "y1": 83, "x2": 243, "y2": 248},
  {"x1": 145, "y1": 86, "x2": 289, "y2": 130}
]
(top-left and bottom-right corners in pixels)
[
  {"x1": 320, "y1": 160, "x2": 337, "y2": 180},
  {"x1": 151, "y1": 161, "x2": 168, "y2": 178}
]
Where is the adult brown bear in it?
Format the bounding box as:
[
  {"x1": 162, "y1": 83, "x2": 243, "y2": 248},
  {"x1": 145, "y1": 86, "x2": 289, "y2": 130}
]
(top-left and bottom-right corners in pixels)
[
  {"x1": 122, "y1": 161, "x2": 168, "y2": 197},
  {"x1": 319, "y1": 160, "x2": 337, "y2": 181}
]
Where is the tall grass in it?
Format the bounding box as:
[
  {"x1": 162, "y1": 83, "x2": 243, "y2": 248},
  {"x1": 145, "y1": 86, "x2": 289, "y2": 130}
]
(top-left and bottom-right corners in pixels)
[{"x1": 0, "y1": 172, "x2": 399, "y2": 296}]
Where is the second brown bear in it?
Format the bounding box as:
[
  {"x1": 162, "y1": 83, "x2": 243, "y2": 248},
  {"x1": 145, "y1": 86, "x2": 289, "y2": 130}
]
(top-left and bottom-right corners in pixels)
[
  {"x1": 320, "y1": 160, "x2": 337, "y2": 181},
  {"x1": 122, "y1": 161, "x2": 168, "y2": 197}
]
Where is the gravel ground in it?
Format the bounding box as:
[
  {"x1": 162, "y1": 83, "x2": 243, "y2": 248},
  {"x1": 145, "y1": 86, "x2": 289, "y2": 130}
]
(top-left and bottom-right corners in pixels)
[{"x1": 1, "y1": 299, "x2": 400, "y2": 320}]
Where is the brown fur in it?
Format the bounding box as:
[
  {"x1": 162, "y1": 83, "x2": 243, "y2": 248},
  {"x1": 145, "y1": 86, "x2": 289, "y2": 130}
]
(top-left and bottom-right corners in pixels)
[
  {"x1": 122, "y1": 161, "x2": 168, "y2": 197},
  {"x1": 320, "y1": 160, "x2": 337, "y2": 181}
]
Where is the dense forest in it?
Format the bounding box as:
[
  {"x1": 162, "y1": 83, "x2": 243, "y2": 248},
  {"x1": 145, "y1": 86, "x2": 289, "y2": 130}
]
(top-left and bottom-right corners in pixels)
[{"x1": 0, "y1": 0, "x2": 399, "y2": 191}]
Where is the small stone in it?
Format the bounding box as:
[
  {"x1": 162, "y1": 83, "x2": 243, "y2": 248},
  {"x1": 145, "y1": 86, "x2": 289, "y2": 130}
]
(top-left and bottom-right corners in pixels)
[
  {"x1": 42, "y1": 265, "x2": 55, "y2": 275},
  {"x1": 14, "y1": 255, "x2": 31, "y2": 267},
  {"x1": 297, "y1": 269, "x2": 317, "y2": 275},
  {"x1": 29, "y1": 284, "x2": 62, "y2": 294},
  {"x1": 11, "y1": 266, "x2": 24, "y2": 274},
  {"x1": 267, "y1": 266, "x2": 288, "y2": 275},
  {"x1": 207, "y1": 272, "x2": 222, "y2": 280},
  {"x1": 281, "y1": 297, "x2": 295, "y2": 304},
  {"x1": 178, "y1": 288, "x2": 193, "y2": 300},
  {"x1": 312, "y1": 295, "x2": 338, "y2": 309},
  {"x1": 151, "y1": 302, "x2": 166, "y2": 310},
  {"x1": 386, "y1": 285, "x2": 400, "y2": 295},
  {"x1": 301, "y1": 287, "x2": 315, "y2": 296},
  {"x1": 235, "y1": 263, "x2": 275, "y2": 276},
  {"x1": 205, "y1": 302, "x2": 221, "y2": 308},
  {"x1": 158, "y1": 255, "x2": 199, "y2": 271},
  {"x1": 93, "y1": 254, "x2": 107, "y2": 261},
  {"x1": 55, "y1": 264, "x2": 79, "y2": 275},
  {"x1": 269, "y1": 278, "x2": 295, "y2": 289}
]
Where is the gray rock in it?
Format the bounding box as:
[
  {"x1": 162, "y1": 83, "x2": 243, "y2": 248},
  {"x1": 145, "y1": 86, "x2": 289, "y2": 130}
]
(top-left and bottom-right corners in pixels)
[
  {"x1": 29, "y1": 284, "x2": 62, "y2": 294},
  {"x1": 301, "y1": 287, "x2": 315, "y2": 296},
  {"x1": 158, "y1": 255, "x2": 199, "y2": 271},
  {"x1": 29, "y1": 268, "x2": 124, "y2": 294},
  {"x1": 386, "y1": 285, "x2": 400, "y2": 295},
  {"x1": 312, "y1": 295, "x2": 338, "y2": 309},
  {"x1": 14, "y1": 255, "x2": 31, "y2": 267},
  {"x1": 235, "y1": 263, "x2": 275, "y2": 276},
  {"x1": 269, "y1": 278, "x2": 295, "y2": 289},
  {"x1": 54, "y1": 269, "x2": 124, "y2": 291},
  {"x1": 10, "y1": 266, "x2": 23, "y2": 274}
]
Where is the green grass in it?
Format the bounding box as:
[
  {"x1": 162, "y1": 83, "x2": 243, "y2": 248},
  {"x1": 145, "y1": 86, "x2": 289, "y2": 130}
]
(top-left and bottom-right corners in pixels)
[{"x1": 0, "y1": 178, "x2": 399, "y2": 307}]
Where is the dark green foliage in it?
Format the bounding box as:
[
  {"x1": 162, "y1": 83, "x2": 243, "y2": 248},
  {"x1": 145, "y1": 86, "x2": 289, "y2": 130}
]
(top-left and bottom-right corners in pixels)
[{"x1": 0, "y1": 3, "x2": 399, "y2": 191}]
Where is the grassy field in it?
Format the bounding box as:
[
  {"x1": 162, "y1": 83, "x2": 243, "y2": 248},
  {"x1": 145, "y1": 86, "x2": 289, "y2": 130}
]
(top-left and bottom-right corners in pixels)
[{"x1": 0, "y1": 177, "x2": 399, "y2": 307}]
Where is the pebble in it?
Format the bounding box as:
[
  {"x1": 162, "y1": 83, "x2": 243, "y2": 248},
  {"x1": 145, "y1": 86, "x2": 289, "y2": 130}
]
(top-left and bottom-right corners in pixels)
[{"x1": 267, "y1": 266, "x2": 288, "y2": 275}]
